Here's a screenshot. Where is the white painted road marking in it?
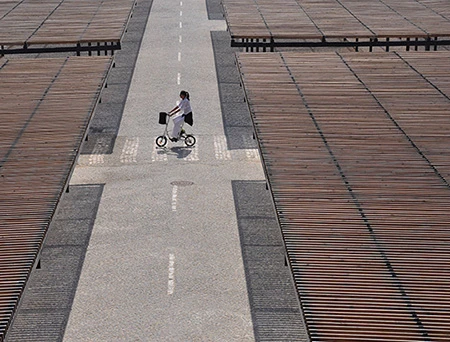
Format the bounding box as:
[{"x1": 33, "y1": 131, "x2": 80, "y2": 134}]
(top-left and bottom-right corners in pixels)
[
  {"x1": 88, "y1": 136, "x2": 109, "y2": 165},
  {"x1": 89, "y1": 154, "x2": 105, "y2": 165},
  {"x1": 152, "y1": 141, "x2": 168, "y2": 162},
  {"x1": 171, "y1": 185, "x2": 178, "y2": 211},
  {"x1": 120, "y1": 137, "x2": 139, "y2": 163},
  {"x1": 89, "y1": 153, "x2": 104, "y2": 165},
  {"x1": 178, "y1": 52, "x2": 181, "y2": 62},
  {"x1": 150, "y1": 138, "x2": 261, "y2": 162},
  {"x1": 167, "y1": 253, "x2": 175, "y2": 295},
  {"x1": 242, "y1": 135, "x2": 260, "y2": 161},
  {"x1": 214, "y1": 135, "x2": 231, "y2": 160},
  {"x1": 245, "y1": 149, "x2": 260, "y2": 160},
  {"x1": 183, "y1": 146, "x2": 199, "y2": 161},
  {"x1": 177, "y1": 72, "x2": 181, "y2": 85}
]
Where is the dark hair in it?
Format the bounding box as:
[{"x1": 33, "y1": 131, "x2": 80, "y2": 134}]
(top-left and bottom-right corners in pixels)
[{"x1": 180, "y1": 90, "x2": 190, "y2": 101}]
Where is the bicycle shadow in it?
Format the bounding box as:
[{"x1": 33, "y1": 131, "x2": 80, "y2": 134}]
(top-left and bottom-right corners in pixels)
[
  {"x1": 156, "y1": 146, "x2": 193, "y2": 159},
  {"x1": 170, "y1": 146, "x2": 193, "y2": 159}
]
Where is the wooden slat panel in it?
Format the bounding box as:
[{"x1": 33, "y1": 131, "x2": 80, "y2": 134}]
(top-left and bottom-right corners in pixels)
[
  {"x1": 337, "y1": 0, "x2": 425, "y2": 37},
  {"x1": 0, "y1": 0, "x2": 136, "y2": 47},
  {"x1": 237, "y1": 51, "x2": 450, "y2": 341},
  {"x1": 223, "y1": 0, "x2": 450, "y2": 43},
  {"x1": 297, "y1": 0, "x2": 373, "y2": 38},
  {"x1": 0, "y1": 56, "x2": 112, "y2": 342},
  {"x1": 379, "y1": 0, "x2": 450, "y2": 36}
]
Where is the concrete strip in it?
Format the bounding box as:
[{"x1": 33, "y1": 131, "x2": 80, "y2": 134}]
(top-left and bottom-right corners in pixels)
[{"x1": 64, "y1": 0, "x2": 263, "y2": 340}]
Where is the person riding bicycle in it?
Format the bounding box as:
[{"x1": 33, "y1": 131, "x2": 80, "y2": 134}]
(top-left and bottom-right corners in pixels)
[{"x1": 168, "y1": 90, "x2": 192, "y2": 142}]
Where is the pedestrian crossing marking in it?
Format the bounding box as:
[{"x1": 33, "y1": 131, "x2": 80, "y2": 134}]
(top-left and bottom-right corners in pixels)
[
  {"x1": 89, "y1": 154, "x2": 104, "y2": 165},
  {"x1": 81, "y1": 136, "x2": 260, "y2": 164},
  {"x1": 120, "y1": 137, "x2": 139, "y2": 163},
  {"x1": 88, "y1": 136, "x2": 109, "y2": 165},
  {"x1": 214, "y1": 135, "x2": 231, "y2": 160},
  {"x1": 148, "y1": 135, "x2": 261, "y2": 162},
  {"x1": 183, "y1": 146, "x2": 199, "y2": 161},
  {"x1": 242, "y1": 135, "x2": 260, "y2": 161},
  {"x1": 245, "y1": 148, "x2": 260, "y2": 161},
  {"x1": 152, "y1": 143, "x2": 168, "y2": 161}
]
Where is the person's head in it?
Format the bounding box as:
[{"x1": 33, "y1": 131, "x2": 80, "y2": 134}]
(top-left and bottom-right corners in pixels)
[{"x1": 180, "y1": 90, "x2": 190, "y2": 101}]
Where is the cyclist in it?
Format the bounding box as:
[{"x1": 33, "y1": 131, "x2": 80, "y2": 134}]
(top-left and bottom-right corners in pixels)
[{"x1": 168, "y1": 90, "x2": 192, "y2": 142}]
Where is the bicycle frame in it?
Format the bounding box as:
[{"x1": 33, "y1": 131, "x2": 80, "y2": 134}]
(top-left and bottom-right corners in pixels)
[{"x1": 156, "y1": 112, "x2": 195, "y2": 147}]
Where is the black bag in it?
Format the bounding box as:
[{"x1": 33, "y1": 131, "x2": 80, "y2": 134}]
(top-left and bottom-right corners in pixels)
[
  {"x1": 184, "y1": 112, "x2": 193, "y2": 126},
  {"x1": 159, "y1": 112, "x2": 168, "y2": 125}
]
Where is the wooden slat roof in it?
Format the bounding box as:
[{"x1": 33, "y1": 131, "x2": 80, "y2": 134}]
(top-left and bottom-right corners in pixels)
[
  {"x1": 237, "y1": 51, "x2": 450, "y2": 341},
  {"x1": 0, "y1": 0, "x2": 136, "y2": 47},
  {"x1": 0, "y1": 56, "x2": 111, "y2": 342},
  {"x1": 223, "y1": 0, "x2": 450, "y2": 40}
]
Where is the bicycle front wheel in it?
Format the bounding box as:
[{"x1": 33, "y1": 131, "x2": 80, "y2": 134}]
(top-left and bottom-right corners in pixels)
[
  {"x1": 184, "y1": 135, "x2": 196, "y2": 147},
  {"x1": 156, "y1": 135, "x2": 168, "y2": 147}
]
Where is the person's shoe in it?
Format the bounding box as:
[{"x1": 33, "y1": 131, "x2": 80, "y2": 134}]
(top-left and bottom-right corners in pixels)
[{"x1": 180, "y1": 129, "x2": 186, "y2": 137}]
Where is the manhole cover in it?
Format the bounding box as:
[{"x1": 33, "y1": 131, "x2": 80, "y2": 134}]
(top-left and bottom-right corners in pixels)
[{"x1": 170, "y1": 181, "x2": 194, "y2": 187}]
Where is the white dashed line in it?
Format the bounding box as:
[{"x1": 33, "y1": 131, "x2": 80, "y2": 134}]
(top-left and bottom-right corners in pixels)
[
  {"x1": 120, "y1": 137, "x2": 139, "y2": 163},
  {"x1": 180, "y1": 10, "x2": 182, "y2": 16},
  {"x1": 178, "y1": 52, "x2": 181, "y2": 62},
  {"x1": 179, "y1": 35, "x2": 182, "y2": 43},
  {"x1": 171, "y1": 185, "x2": 178, "y2": 211},
  {"x1": 214, "y1": 135, "x2": 231, "y2": 160},
  {"x1": 167, "y1": 253, "x2": 175, "y2": 295},
  {"x1": 179, "y1": 22, "x2": 182, "y2": 28},
  {"x1": 180, "y1": 1, "x2": 182, "y2": 6},
  {"x1": 177, "y1": 72, "x2": 181, "y2": 85}
]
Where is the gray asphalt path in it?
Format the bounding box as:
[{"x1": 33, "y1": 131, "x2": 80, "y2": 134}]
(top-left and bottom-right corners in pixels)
[{"x1": 63, "y1": 0, "x2": 264, "y2": 340}]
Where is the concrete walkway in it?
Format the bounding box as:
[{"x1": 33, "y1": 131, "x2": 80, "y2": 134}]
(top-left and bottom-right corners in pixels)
[{"x1": 63, "y1": 0, "x2": 264, "y2": 340}]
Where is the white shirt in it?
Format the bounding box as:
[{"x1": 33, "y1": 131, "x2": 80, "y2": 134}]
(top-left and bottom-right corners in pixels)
[{"x1": 173, "y1": 98, "x2": 192, "y2": 120}]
